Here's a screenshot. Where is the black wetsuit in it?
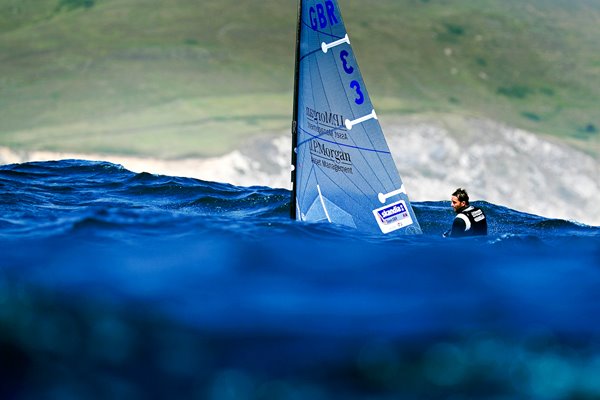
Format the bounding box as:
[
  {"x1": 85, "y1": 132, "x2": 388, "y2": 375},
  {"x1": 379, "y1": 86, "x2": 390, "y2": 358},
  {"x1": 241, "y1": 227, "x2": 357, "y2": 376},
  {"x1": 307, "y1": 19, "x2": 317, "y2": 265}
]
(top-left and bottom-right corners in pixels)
[{"x1": 446, "y1": 205, "x2": 488, "y2": 237}]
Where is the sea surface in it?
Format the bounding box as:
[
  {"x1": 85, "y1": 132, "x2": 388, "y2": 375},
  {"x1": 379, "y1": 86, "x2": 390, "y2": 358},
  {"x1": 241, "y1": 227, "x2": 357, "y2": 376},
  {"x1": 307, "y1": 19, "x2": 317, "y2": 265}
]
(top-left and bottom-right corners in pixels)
[{"x1": 1, "y1": 160, "x2": 599, "y2": 399}]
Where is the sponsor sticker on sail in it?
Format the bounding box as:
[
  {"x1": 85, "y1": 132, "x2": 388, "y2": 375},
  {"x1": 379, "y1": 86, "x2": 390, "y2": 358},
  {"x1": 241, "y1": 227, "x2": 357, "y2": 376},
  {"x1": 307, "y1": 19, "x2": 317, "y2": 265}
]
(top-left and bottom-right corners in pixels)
[{"x1": 372, "y1": 200, "x2": 413, "y2": 234}]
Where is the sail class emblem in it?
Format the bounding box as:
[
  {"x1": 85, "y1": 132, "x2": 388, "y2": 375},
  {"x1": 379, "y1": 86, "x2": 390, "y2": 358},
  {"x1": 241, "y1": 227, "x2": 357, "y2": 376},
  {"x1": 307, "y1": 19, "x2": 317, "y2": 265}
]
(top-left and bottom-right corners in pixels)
[{"x1": 290, "y1": 0, "x2": 422, "y2": 235}]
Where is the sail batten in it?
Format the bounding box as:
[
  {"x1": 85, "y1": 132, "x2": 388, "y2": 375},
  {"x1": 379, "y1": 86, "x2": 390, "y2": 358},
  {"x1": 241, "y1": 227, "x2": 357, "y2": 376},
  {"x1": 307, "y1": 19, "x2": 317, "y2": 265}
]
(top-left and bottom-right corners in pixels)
[
  {"x1": 321, "y1": 34, "x2": 350, "y2": 53},
  {"x1": 345, "y1": 109, "x2": 377, "y2": 130},
  {"x1": 291, "y1": 0, "x2": 421, "y2": 235}
]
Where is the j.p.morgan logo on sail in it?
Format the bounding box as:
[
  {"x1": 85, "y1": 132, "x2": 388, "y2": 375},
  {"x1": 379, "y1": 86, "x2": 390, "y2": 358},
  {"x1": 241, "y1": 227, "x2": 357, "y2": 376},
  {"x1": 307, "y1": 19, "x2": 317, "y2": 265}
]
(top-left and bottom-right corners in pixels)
[
  {"x1": 309, "y1": 140, "x2": 353, "y2": 174},
  {"x1": 306, "y1": 107, "x2": 344, "y2": 127},
  {"x1": 310, "y1": 140, "x2": 351, "y2": 163},
  {"x1": 372, "y1": 200, "x2": 413, "y2": 233}
]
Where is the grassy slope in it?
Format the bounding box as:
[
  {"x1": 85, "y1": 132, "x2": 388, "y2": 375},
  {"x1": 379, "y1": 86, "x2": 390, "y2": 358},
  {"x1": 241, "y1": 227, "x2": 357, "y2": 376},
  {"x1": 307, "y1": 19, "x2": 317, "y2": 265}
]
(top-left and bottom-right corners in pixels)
[{"x1": 0, "y1": 0, "x2": 598, "y2": 157}]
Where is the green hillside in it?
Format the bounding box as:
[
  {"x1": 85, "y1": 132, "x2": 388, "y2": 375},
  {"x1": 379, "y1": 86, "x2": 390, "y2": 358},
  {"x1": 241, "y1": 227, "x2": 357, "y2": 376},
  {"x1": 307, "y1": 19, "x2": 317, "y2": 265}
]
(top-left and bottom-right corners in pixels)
[{"x1": 0, "y1": 0, "x2": 598, "y2": 157}]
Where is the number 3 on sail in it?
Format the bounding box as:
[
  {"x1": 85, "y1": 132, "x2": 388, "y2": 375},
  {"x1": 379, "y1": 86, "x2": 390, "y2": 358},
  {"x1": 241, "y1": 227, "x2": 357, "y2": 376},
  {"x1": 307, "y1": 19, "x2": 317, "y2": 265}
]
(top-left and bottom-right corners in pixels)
[{"x1": 290, "y1": 0, "x2": 422, "y2": 235}]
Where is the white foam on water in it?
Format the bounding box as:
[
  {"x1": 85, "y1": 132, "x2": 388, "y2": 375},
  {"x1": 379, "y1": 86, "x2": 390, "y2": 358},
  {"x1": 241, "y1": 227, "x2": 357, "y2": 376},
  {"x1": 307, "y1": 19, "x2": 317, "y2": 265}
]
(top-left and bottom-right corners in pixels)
[{"x1": 1, "y1": 117, "x2": 598, "y2": 226}]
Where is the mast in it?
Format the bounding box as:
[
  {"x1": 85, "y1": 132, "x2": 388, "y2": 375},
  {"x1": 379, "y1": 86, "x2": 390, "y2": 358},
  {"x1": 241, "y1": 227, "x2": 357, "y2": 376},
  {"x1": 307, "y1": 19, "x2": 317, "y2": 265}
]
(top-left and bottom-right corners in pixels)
[{"x1": 290, "y1": 0, "x2": 302, "y2": 219}]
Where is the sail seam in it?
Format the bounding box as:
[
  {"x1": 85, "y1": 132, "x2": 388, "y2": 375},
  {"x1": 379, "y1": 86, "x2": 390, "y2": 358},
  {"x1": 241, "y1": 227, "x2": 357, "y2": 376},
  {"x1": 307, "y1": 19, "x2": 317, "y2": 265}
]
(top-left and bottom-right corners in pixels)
[{"x1": 297, "y1": 127, "x2": 391, "y2": 154}]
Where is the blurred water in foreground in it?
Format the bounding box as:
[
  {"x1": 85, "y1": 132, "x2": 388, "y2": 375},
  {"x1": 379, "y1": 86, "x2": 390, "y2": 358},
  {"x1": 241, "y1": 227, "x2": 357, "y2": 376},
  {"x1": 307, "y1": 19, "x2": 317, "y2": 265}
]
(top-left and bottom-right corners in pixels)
[{"x1": 0, "y1": 160, "x2": 599, "y2": 399}]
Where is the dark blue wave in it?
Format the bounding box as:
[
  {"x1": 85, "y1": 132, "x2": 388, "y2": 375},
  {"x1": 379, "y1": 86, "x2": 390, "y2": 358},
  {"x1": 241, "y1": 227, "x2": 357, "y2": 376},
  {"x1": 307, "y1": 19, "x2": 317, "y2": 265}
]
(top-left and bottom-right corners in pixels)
[{"x1": 0, "y1": 160, "x2": 599, "y2": 399}]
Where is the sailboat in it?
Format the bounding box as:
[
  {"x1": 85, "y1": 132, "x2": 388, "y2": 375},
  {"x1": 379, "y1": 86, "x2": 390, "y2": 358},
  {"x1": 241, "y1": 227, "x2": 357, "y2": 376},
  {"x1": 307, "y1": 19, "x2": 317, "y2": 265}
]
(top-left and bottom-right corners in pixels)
[{"x1": 290, "y1": 0, "x2": 422, "y2": 235}]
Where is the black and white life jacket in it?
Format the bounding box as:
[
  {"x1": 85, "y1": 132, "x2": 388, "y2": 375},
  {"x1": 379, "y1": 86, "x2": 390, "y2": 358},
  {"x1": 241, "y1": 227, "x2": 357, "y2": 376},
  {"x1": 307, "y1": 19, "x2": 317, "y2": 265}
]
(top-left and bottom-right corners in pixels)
[{"x1": 453, "y1": 205, "x2": 488, "y2": 236}]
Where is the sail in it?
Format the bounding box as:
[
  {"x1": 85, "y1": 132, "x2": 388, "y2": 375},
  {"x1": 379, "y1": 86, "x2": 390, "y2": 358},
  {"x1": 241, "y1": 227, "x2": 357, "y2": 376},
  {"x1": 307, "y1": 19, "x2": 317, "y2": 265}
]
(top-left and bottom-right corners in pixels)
[{"x1": 291, "y1": 0, "x2": 422, "y2": 235}]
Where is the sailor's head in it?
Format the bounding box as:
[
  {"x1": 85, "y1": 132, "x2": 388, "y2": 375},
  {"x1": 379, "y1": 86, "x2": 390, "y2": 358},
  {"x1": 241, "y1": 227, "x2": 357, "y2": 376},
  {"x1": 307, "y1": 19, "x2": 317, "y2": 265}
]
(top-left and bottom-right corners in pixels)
[{"x1": 451, "y1": 188, "x2": 469, "y2": 213}]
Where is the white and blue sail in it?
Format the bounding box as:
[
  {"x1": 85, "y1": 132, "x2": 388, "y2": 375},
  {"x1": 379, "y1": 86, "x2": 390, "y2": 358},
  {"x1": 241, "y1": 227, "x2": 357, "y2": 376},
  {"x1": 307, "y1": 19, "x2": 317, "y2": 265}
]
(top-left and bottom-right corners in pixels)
[{"x1": 290, "y1": 0, "x2": 421, "y2": 235}]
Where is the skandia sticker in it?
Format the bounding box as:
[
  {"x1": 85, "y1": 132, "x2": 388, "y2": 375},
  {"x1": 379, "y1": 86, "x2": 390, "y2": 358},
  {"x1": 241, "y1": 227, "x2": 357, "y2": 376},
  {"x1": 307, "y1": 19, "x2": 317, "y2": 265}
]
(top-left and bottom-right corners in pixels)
[{"x1": 372, "y1": 200, "x2": 413, "y2": 234}]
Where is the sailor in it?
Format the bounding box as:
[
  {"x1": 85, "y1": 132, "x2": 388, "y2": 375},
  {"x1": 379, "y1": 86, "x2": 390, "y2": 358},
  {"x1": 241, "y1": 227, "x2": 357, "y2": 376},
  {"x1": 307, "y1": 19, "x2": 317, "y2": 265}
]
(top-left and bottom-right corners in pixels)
[{"x1": 443, "y1": 188, "x2": 488, "y2": 237}]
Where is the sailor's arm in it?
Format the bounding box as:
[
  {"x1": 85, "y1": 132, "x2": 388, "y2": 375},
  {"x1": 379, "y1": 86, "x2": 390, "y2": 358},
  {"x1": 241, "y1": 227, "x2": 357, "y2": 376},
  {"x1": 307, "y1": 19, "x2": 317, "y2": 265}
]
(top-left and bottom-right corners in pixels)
[{"x1": 450, "y1": 217, "x2": 467, "y2": 237}]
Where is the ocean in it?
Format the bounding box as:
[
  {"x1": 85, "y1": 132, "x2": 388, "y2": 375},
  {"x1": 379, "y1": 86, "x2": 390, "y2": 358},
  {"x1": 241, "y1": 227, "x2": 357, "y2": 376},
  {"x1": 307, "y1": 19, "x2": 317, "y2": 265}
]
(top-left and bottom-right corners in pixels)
[{"x1": 1, "y1": 159, "x2": 599, "y2": 399}]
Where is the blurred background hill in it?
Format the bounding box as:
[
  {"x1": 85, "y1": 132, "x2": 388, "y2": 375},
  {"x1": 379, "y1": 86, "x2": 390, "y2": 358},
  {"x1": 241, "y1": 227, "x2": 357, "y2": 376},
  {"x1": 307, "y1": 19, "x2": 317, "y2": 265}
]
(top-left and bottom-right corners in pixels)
[{"x1": 1, "y1": 0, "x2": 598, "y2": 158}]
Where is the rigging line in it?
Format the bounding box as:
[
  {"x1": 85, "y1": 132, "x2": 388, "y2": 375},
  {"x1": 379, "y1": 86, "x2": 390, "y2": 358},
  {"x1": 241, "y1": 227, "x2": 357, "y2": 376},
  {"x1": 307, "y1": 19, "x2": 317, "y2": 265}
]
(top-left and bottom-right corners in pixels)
[
  {"x1": 296, "y1": 126, "x2": 338, "y2": 148},
  {"x1": 297, "y1": 127, "x2": 391, "y2": 154},
  {"x1": 299, "y1": 47, "x2": 322, "y2": 63}
]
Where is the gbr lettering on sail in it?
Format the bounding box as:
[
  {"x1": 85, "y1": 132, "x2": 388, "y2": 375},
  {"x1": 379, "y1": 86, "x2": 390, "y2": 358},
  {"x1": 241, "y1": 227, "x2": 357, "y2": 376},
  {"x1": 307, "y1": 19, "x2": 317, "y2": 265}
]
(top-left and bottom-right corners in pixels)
[
  {"x1": 310, "y1": 1, "x2": 365, "y2": 109},
  {"x1": 309, "y1": 1, "x2": 339, "y2": 30}
]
